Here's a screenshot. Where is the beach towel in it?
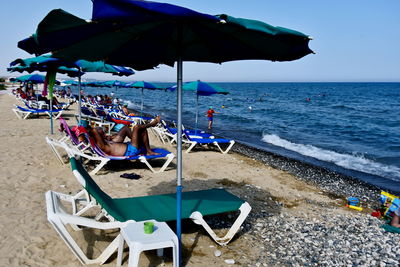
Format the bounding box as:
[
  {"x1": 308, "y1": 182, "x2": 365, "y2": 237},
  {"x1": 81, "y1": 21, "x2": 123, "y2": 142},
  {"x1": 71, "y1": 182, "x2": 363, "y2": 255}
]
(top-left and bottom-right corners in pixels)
[{"x1": 381, "y1": 224, "x2": 400, "y2": 234}]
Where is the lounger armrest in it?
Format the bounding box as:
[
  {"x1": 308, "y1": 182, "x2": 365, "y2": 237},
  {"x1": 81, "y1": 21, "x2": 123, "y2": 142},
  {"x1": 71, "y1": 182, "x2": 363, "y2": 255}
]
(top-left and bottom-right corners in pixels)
[
  {"x1": 189, "y1": 202, "x2": 251, "y2": 246},
  {"x1": 58, "y1": 213, "x2": 131, "y2": 230}
]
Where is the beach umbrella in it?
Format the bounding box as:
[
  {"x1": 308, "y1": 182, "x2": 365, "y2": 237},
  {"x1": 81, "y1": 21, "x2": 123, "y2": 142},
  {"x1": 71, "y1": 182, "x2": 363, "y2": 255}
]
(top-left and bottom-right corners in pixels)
[
  {"x1": 10, "y1": 54, "x2": 134, "y2": 76},
  {"x1": 102, "y1": 80, "x2": 127, "y2": 88},
  {"x1": 17, "y1": 1, "x2": 313, "y2": 264},
  {"x1": 169, "y1": 80, "x2": 229, "y2": 132},
  {"x1": 8, "y1": 65, "x2": 83, "y2": 77},
  {"x1": 15, "y1": 74, "x2": 46, "y2": 83},
  {"x1": 9, "y1": 65, "x2": 82, "y2": 134},
  {"x1": 63, "y1": 80, "x2": 79, "y2": 86},
  {"x1": 10, "y1": 54, "x2": 134, "y2": 126},
  {"x1": 126, "y1": 81, "x2": 161, "y2": 117}
]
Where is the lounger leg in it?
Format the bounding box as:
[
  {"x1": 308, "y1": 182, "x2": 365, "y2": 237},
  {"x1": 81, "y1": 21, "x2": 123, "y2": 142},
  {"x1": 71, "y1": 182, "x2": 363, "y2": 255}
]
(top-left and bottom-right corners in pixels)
[
  {"x1": 45, "y1": 136, "x2": 66, "y2": 165},
  {"x1": 116, "y1": 235, "x2": 125, "y2": 267},
  {"x1": 89, "y1": 158, "x2": 110, "y2": 175},
  {"x1": 189, "y1": 202, "x2": 251, "y2": 246},
  {"x1": 139, "y1": 153, "x2": 175, "y2": 173},
  {"x1": 23, "y1": 112, "x2": 32, "y2": 120},
  {"x1": 185, "y1": 142, "x2": 197, "y2": 153},
  {"x1": 54, "y1": 111, "x2": 64, "y2": 119},
  {"x1": 12, "y1": 109, "x2": 22, "y2": 119},
  {"x1": 214, "y1": 140, "x2": 235, "y2": 154},
  {"x1": 158, "y1": 153, "x2": 175, "y2": 173}
]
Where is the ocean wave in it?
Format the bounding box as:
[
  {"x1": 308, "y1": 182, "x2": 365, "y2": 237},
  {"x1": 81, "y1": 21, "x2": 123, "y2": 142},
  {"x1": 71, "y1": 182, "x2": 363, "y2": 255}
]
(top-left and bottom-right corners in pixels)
[
  {"x1": 330, "y1": 104, "x2": 357, "y2": 111},
  {"x1": 121, "y1": 99, "x2": 140, "y2": 109},
  {"x1": 261, "y1": 134, "x2": 400, "y2": 181}
]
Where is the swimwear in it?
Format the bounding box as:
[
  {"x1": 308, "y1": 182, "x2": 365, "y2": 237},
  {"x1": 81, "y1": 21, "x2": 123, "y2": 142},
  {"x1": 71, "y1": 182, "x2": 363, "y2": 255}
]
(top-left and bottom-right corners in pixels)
[
  {"x1": 207, "y1": 109, "x2": 215, "y2": 121},
  {"x1": 124, "y1": 143, "x2": 145, "y2": 157}
]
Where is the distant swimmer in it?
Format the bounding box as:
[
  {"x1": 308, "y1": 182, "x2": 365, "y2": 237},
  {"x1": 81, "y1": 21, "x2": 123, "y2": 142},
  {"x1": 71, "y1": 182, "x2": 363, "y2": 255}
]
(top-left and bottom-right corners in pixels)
[
  {"x1": 206, "y1": 106, "x2": 220, "y2": 130},
  {"x1": 221, "y1": 104, "x2": 226, "y2": 108},
  {"x1": 306, "y1": 97, "x2": 311, "y2": 102}
]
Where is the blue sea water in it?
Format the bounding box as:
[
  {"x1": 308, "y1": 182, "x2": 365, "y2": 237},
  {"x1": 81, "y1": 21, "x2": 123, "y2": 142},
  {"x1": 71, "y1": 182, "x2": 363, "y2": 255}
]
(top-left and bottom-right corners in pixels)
[{"x1": 81, "y1": 82, "x2": 400, "y2": 191}]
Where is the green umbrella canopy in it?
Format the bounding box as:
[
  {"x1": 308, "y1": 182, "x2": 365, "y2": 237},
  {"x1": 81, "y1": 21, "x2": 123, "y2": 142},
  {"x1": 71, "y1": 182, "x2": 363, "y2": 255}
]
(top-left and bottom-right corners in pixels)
[
  {"x1": 8, "y1": 65, "x2": 83, "y2": 77},
  {"x1": 127, "y1": 81, "x2": 161, "y2": 90},
  {"x1": 18, "y1": 9, "x2": 313, "y2": 70},
  {"x1": 10, "y1": 54, "x2": 134, "y2": 76},
  {"x1": 182, "y1": 80, "x2": 228, "y2": 96},
  {"x1": 15, "y1": 74, "x2": 46, "y2": 83},
  {"x1": 102, "y1": 80, "x2": 127, "y2": 87}
]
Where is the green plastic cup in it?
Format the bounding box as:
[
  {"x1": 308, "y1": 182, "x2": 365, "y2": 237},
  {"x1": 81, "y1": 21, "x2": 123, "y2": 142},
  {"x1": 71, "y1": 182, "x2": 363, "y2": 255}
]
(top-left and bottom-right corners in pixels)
[{"x1": 144, "y1": 221, "x2": 154, "y2": 234}]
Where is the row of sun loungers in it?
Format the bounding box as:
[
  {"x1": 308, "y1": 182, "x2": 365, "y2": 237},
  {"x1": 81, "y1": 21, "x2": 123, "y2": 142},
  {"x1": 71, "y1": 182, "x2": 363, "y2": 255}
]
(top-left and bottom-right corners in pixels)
[
  {"x1": 10, "y1": 91, "x2": 247, "y2": 266},
  {"x1": 12, "y1": 104, "x2": 64, "y2": 119},
  {"x1": 152, "y1": 120, "x2": 236, "y2": 154},
  {"x1": 46, "y1": 117, "x2": 175, "y2": 174}
]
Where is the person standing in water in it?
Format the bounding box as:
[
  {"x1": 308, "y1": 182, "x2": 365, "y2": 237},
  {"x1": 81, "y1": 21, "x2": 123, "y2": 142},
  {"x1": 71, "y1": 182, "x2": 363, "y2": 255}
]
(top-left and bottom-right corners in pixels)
[{"x1": 206, "y1": 106, "x2": 219, "y2": 130}]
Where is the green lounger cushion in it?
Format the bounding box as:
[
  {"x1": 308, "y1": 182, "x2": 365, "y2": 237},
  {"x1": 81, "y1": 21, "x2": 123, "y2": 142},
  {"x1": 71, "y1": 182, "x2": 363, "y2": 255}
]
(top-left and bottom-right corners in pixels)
[
  {"x1": 381, "y1": 224, "x2": 400, "y2": 234},
  {"x1": 70, "y1": 157, "x2": 245, "y2": 222}
]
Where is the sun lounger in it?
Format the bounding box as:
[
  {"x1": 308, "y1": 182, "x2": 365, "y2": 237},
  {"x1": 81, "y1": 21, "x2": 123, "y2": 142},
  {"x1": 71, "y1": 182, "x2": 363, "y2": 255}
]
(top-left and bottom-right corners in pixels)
[
  {"x1": 67, "y1": 134, "x2": 174, "y2": 175},
  {"x1": 12, "y1": 104, "x2": 63, "y2": 119},
  {"x1": 154, "y1": 120, "x2": 214, "y2": 145},
  {"x1": 46, "y1": 190, "x2": 130, "y2": 265},
  {"x1": 69, "y1": 156, "x2": 251, "y2": 246},
  {"x1": 184, "y1": 133, "x2": 235, "y2": 154},
  {"x1": 46, "y1": 117, "x2": 92, "y2": 165}
]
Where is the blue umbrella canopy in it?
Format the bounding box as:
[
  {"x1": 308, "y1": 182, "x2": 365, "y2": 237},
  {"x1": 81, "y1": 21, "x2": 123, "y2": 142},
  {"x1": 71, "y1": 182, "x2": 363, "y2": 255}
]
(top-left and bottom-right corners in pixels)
[
  {"x1": 15, "y1": 74, "x2": 46, "y2": 83},
  {"x1": 181, "y1": 80, "x2": 228, "y2": 96},
  {"x1": 169, "y1": 80, "x2": 229, "y2": 130},
  {"x1": 125, "y1": 81, "x2": 162, "y2": 116},
  {"x1": 8, "y1": 65, "x2": 83, "y2": 78},
  {"x1": 102, "y1": 80, "x2": 127, "y2": 87},
  {"x1": 127, "y1": 81, "x2": 160, "y2": 90}
]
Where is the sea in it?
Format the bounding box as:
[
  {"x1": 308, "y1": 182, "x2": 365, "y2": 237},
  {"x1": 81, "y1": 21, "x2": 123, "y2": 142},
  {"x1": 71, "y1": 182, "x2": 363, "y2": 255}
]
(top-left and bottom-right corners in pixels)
[{"x1": 76, "y1": 82, "x2": 400, "y2": 192}]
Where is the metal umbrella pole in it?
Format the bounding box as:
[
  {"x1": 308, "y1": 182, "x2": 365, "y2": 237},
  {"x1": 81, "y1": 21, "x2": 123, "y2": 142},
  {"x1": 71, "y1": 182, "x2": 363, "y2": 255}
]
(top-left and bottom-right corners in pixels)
[
  {"x1": 50, "y1": 93, "x2": 53, "y2": 134},
  {"x1": 176, "y1": 56, "x2": 183, "y2": 266},
  {"x1": 78, "y1": 73, "x2": 82, "y2": 124},
  {"x1": 140, "y1": 87, "x2": 144, "y2": 119},
  {"x1": 195, "y1": 93, "x2": 199, "y2": 134}
]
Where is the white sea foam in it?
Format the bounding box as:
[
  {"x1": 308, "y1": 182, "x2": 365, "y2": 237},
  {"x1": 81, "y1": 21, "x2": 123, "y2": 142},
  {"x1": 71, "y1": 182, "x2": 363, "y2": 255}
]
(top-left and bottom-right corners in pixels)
[
  {"x1": 261, "y1": 134, "x2": 400, "y2": 180},
  {"x1": 121, "y1": 99, "x2": 140, "y2": 109}
]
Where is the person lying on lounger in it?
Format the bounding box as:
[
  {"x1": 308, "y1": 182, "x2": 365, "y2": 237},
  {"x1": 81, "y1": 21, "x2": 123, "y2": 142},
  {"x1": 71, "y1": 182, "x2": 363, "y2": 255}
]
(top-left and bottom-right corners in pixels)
[{"x1": 89, "y1": 116, "x2": 161, "y2": 157}]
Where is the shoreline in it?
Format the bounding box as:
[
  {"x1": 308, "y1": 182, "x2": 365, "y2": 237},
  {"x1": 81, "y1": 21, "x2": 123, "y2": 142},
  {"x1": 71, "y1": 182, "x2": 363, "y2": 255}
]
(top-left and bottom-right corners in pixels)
[
  {"x1": 231, "y1": 142, "x2": 382, "y2": 204},
  {"x1": 131, "y1": 106, "x2": 394, "y2": 204}
]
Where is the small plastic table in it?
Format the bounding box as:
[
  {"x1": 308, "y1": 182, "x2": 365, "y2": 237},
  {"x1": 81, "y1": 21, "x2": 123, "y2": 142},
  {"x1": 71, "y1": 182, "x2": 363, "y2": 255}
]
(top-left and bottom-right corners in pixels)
[{"x1": 116, "y1": 220, "x2": 179, "y2": 267}]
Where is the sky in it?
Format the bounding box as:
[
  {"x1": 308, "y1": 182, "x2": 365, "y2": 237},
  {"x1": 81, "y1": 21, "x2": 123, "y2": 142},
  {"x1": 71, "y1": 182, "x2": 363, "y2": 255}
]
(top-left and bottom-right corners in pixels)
[{"x1": 0, "y1": 0, "x2": 399, "y2": 82}]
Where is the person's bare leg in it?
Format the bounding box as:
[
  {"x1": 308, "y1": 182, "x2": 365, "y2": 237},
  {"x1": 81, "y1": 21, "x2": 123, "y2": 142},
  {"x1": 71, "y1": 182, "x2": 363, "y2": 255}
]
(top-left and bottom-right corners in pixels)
[
  {"x1": 129, "y1": 116, "x2": 161, "y2": 155},
  {"x1": 111, "y1": 125, "x2": 132, "y2": 143},
  {"x1": 391, "y1": 214, "x2": 400, "y2": 228},
  {"x1": 136, "y1": 116, "x2": 160, "y2": 130},
  {"x1": 139, "y1": 128, "x2": 160, "y2": 155}
]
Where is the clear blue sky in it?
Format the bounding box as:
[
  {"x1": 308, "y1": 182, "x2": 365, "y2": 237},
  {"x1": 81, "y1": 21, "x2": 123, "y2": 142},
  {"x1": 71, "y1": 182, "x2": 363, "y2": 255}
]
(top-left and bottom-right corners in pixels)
[{"x1": 1, "y1": 0, "x2": 399, "y2": 82}]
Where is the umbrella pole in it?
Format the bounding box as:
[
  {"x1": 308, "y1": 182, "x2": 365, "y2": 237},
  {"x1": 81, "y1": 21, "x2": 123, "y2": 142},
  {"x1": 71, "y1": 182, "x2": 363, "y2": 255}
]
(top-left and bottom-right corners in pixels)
[
  {"x1": 50, "y1": 97, "x2": 54, "y2": 134},
  {"x1": 176, "y1": 57, "x2": 183, "y2": 267},
  {"x1": 141, "y1": 87, "x2": 144, "y2": 119},
  {"x1": 78, "y1": 75, "x2": 82, "y2": 124},
  {"x1": 195, "y1": 94, "x2": 199, "y2": 134}
]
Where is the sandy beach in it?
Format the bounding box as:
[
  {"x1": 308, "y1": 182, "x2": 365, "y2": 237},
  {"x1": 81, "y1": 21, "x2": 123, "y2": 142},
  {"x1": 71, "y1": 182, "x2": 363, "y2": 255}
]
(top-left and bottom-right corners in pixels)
[{"x1": 0, "y1": 85, "x2": 399, "y2": 266}]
